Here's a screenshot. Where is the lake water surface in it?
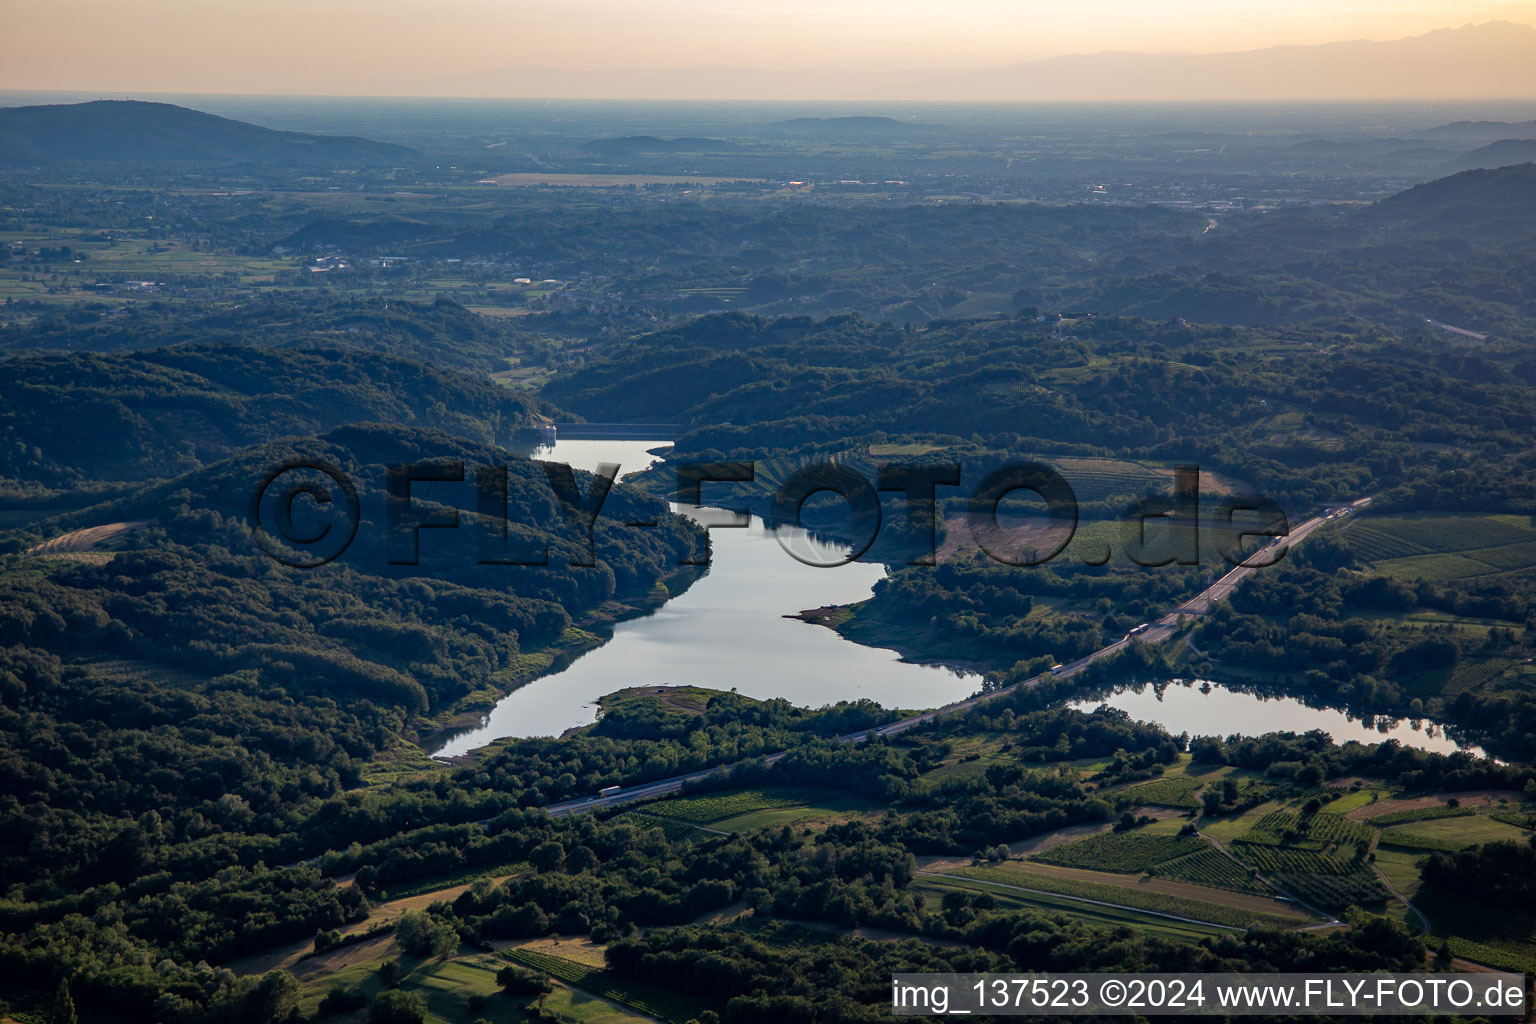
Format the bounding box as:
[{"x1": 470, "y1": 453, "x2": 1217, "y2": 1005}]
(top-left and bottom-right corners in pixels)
[
  {"x1": 429, "y1": 439, "x2": 982, "y2": 754},
  {"x1": 1071, "y1": 680, "x2": 1485, "y2": 758},
  {"x1": 430, "y1": 438, "x2": 1488, "y2": 760}
]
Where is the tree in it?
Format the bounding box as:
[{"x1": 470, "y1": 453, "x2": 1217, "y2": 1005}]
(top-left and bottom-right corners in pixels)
[
  {"x1": 370, "y1": 990, "x2": 428, "y2": 1024},
  {"x1": 496, "y1": 964, "x2": 552, "y2": 996},
  {"x1": 395, "y1": 909, "x2": 457, "y2": 959},
  {"x1": 529, "y1": 841, "x2": 566, "y2": 873},
  {"x1": 50, "y1": 979, "x2": 77, "y2": 1024}
]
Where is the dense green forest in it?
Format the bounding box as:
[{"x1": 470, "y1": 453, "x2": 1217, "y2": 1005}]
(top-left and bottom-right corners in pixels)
[
  {"x1": 0, "y1": 342, "x2": 546, "y2": 492},
  {"x1": 0, "y1": 297, "x2": 551, "y2": 373},
  {"x1": 3, "y1": 129, "x2": 1536, "y2": 1024}
]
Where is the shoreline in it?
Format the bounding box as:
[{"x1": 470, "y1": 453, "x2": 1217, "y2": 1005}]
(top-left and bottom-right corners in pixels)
[
  {"x1": 412, "y1": 564, "x2": 706, "y2": 758},
  {"x1": 787, "y1": 600, "x2": 1005, "y2": 678}
]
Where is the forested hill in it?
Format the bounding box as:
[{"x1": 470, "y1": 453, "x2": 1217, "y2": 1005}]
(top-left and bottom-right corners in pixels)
[
  {"x1": 0, "y1": 100, "x2": 416, "y2": 167},
  {"x1": 542, "y1": 310, "x2": 1536, "y2": 510},
  {"x1": 0, "y1": 296, "x2": 524, "y2": 373},
  {"x1": 1362, "y1": 161, "x2": 1536, "y2": 241},
  {"x1": 0, "y1": 344, "x2": 543, "y2": 488},
  {"x1": 0, "y1": 420, "x2": 702, "y2": 882}
]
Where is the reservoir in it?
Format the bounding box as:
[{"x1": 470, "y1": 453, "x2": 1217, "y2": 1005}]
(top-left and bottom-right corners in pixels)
[
  {"x1": 1072, "y1": 679, "x2": 1485, "y2": 758},
  {"x1": 430, "y1": 438, "x2": 1489, "y2": 760},
  {"x1": 429, "y1": 438, "x2": 982, "y2": 755}
]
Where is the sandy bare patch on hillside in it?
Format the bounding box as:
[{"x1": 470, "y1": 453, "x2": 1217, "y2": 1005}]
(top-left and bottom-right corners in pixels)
[{"x1": 27, "y1": 520, "x2": 149, "y2": 555}]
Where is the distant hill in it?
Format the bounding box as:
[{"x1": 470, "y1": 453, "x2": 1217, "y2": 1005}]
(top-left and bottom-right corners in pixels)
[
  {"x1": 0, "y1": 100, "x2": 416, "y2": 166},
  {"x1": 0, "y1": 344, "x2": 538, "y2": 485},
  {"x1": 581, "y1": 136, "x2": 743, "y2": 156},
  {"x1": 0, "y1": 296, "x2": 519, "y2": 373},
  {"x1": 1444, "y1": 139, "x2": 1536, "y2": 172},
  {"x1": 1364, "y1": 162, "x2": 1536, "y2": 241},
  {"x1": 765, "y1": 116, "x2": 919, "y2": 135},
  {"x1": 1418, "y1": 119, "x2": 1536, "y2": 143}
]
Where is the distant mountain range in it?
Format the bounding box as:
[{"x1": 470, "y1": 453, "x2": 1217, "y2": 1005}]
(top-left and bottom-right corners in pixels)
[
  {"x1": 0, "y1": 100, "x2": 416, "y2": 166},
  {"x1": 421, "y1": 22, "x2": 1536, "y2": 101}
]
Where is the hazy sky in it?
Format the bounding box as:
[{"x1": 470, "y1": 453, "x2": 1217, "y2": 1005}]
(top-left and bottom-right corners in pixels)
[{"x1": 3, "y1": 0, "x2": 1534, "y2": 95}]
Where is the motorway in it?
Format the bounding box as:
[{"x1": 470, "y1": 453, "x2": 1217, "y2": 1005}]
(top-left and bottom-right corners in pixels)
[{"x1": 541, "y1": 496, "x2": 1371, "y2": 820}]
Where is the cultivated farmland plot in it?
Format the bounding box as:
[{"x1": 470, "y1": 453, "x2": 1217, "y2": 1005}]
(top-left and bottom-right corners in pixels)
[{"x1": 1230, "y1": 811, "x2": 1386, "y2": 909}]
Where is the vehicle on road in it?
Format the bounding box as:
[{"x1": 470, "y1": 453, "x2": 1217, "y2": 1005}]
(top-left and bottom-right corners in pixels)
[{"x1": 598, "y1": 785, "x2": 621, "y2": 798}]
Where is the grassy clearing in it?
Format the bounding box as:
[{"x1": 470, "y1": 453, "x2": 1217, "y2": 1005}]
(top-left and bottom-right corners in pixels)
[
  {"x1": 541, "y1": 985, "x2": 655, "y2": 1023},
  {"x1": 647, "y1": 787, "x2": 809, "y2": 825},
  {"x1": 643, "y1": 786, "x2": 878, "y2": 833},
  {"x1": 920, "y1": 735, "x2": 1015, "y2": 783},
  {"x1": 1378, "y1": 815, "x2": 1531, "y2": 853},
  {"x1": 373, "y1": 862, "x2": 526, "y2": 903},
  {"x1": 295, "y1": 948, "x2": 516, "y2": 1024},
  {"x1": 712, "y1": 795, "x2": 876, "y2": 832},
  {"x1": 359, "y1": 739, "x2": 443, "y2": 786},
  {"x1": 1200, "y1": 800, "x2": 1282, "y2": 843},
  {"x1": 505, "y1": 947, "x2": 714, "y2": 1024},
  {"x1": 1370, "y1": 847, "x2": 1427, "y2": 898},
  {"x1": 1326, "y1": 787, "x2": 1393, "y2": 814}
]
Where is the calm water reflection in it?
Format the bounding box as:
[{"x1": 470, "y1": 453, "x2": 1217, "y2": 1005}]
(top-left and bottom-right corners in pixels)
[
  {"x1": 429, "y1": 439, "x2": 982, "y2": 753},
  {"x1": 431, "y1": 439, "x2": 1487, "y2": 759},
  {"x1": 1071, "y1": 679, "x2": 1485, "y2": 757}
]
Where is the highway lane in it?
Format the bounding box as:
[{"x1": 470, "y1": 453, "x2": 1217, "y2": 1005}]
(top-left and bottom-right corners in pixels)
[{"x1": 539, "y1": 497, "x2": 1370, "y2": 819}]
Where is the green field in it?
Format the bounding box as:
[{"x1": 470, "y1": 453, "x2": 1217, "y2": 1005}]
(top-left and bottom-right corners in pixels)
[
  {"x1": 505, "y1": 948, "x2": 714, "y2": 1024},
  {"x1": 372, "y1": 862, "x2": 526, "y2": 902},
  {"x1": 648, "y1": 787, "x2": 811, "y2": 824},
  {"x1": 1378, "y1": 814, "x2": 1532, "y2": 853},
  {"x1": 295, "y1": 949, "x2": 513, "y2": 1024},
  {"x1": 1326, "y1": 787, "x2": 1393, "y2": 814},
  {"x1": 641, "y1": 786, "x2": 875, "y2": 832}
]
